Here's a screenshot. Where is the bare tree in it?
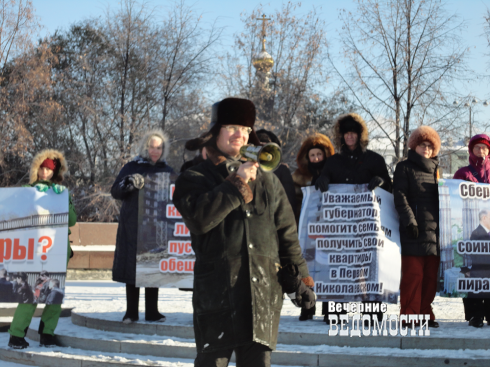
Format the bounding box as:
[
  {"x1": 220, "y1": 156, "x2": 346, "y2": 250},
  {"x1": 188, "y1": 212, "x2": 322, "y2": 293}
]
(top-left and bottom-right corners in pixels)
[
  {"x1": 0, "y1": 0, "x2": 40, "y2": 180},
  {"x1": 219, "y1": 2, "x2": 330, "y2": 167},
  {"x1": 0, "y1": 0, "x2": 39, "y2": 70},
  {"x1": 157, "y1": 0, "x2": 222, "y2": 129},
  {"x1": 333, "y1": 0, "x2": 470, "y2": 160}
]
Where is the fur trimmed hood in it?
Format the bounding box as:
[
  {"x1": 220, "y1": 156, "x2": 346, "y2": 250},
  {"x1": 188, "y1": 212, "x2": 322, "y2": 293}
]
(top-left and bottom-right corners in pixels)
[
  {"x1": 134, "y1": 129, "x2": 170, "y2": 164},
  {"x1": 333, "y1": 113, "x2": 369, "y2": 152},
  {"x1": 29, "y1": 149, "x2": 68, "y2": 184},
  {"x1": 407, "y1": 126, "x2": 441, "y2": 157},
  {"x1": 294, "y1": 133, "x2": 335, "y2": 178}
]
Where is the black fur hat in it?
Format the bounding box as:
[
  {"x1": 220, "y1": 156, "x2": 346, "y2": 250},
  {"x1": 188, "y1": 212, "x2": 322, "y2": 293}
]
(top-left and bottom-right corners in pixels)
[
  {"x1": 338, "y1": 115, "x2": 362, "y2": 136},
  {"x1": 185, "y1": 98, "x2": 260, "y2": 151}
]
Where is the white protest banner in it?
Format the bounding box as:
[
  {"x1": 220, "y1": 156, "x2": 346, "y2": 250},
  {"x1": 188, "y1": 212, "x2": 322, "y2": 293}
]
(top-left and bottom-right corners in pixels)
[
  {"x1": 0, "y1": 187, "x2": 69, "y2": 304},
  {"x1": 439, "y1": 179, "x2": 490, "y2": 298},
  {"x1": 135, "y1": 172, "x2": 194, "y2": 288},
  {"x1": 298, "y1": 184, "x2": 401, "y2": 303}
]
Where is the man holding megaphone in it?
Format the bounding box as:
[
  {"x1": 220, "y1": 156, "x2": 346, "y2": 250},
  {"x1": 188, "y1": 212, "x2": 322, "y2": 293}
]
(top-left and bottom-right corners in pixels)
[{"x1": 174, "y1": 98, "x2": 313, "y2": 367}]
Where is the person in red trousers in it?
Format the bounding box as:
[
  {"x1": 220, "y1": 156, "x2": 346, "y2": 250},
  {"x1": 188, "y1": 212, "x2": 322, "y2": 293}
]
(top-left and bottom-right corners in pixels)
[{"x1": 393, "y1": 126, "x2": 441, "y2": 328}]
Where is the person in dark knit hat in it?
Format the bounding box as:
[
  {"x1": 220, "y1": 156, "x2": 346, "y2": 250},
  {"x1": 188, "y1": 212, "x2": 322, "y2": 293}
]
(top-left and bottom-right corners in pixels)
[
  {"x1": 454, "y1": 134, "x2": 490, "y2": 327},
  {"x1": 256, "y1": 129, "x2": 296, "y2": 210},
  {"x1": 393, "y1": 125, "x2": 441, "y2": 329},
  {"x1": 174, "y1": 98, "x2": 311, "y2": 367}
]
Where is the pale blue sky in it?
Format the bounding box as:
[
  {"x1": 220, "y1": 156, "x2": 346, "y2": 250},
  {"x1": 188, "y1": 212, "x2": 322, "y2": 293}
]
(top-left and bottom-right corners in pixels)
[{"x1": 31, "y1": 0, "x2": 490, "y2": 128}]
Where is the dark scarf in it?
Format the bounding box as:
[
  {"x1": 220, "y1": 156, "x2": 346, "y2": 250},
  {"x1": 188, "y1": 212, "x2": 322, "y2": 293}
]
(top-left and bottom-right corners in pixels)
[
  {"x1": 407, "y1": 149, "x2": 438, "y2": 173},
  {"x1": 308, "y1": 160, "x2": 326, "y2": 185}
]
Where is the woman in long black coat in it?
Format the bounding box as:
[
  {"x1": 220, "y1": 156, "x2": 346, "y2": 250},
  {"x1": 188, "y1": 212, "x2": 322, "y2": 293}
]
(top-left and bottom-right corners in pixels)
[
  {"x1": 393, "y1": 126, "x2": 440, "y2": 328},
  {"x1": 111, "y1": 129, "x2": 174, "y2": 323}
]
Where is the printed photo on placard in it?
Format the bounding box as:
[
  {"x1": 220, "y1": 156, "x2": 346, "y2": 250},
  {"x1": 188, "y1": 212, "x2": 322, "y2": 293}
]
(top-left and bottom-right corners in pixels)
[
  {"x1": 0, "y1": 188, "x2": 69, "y2": 304},
  {"x1": 439, "y1": 179, "x2": 490, "y2": 298},
  {"x1": 135, "y1": 172, "x2": 194, "y2": 288}
]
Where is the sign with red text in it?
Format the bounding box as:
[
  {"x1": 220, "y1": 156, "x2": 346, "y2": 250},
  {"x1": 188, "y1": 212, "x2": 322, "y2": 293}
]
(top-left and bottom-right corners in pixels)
[
  {"x1": 0, "y1": 188, "x2": 69, "y2": 304},
  {"x1": 135, "y1": 172, "x2": 194, "y2": 288},
  {"x1": 298, "y1": 184, "x2": 401, "y2": 303}
]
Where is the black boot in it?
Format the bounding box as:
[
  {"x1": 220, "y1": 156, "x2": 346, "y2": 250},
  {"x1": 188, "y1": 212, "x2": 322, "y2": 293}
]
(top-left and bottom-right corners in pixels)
[
  {"x1": 145, "y1": 287, "x2": 165, "y2": 322},
  {"x1": 299, "y1": 305, "x2": 315, "y2": 321},
  {"x1": 40, "y1": 333, "x2": 60, "y2": 347},
  {"x1": 123, "y1": 283, "x2": 140, "y2": 324},
  {"x1": 8, "y1": 335, "x2": 29, "y2": 349}
]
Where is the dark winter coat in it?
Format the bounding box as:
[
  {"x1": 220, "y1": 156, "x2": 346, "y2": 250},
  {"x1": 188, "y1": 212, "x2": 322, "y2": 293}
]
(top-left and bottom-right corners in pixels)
[
  {"x1": 180, "y1": 155, "x2": 205, "y2": 173},
  {"x1": 393, "y1": 150, "x2": 439, "y2": 256},
  {"x1": 13, "y1": 282, "x2": 33, "y2": 304},
  {"x1": 273, "y1": 163, "x2": 296, "y2": 211},
  {"x1": 0, "y1": 278, "x2": 13, "y2": 302},
  {"x1": 321, "y1": 146, "x2": 392, "y2": 192},
  {"x1": 111, "y1": 156, "x2": 174, "y2": 284},
  {"x1": 319, "y1": 112, "x2": 392, "y2": 192},
  {"x1": 46, "y1": 287, "x2": 64, "y2": 305},
  {"x1": 173, "y1": 152, "x2": 308, "y2": 353}
]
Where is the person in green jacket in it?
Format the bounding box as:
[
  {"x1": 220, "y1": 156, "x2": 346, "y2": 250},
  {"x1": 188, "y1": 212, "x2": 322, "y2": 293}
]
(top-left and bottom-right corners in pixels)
[{"x1": 8, "y1": 149, "x2": 77, "y2": 349}]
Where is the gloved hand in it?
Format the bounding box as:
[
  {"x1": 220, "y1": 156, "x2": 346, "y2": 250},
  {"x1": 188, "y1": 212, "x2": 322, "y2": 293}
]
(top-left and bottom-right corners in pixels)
[
  {"x1": 278, "y1": 264, "x2": 316, "y2": 310},
  {"x1": 278, "y1": 263, "x2": 302, "y2": 294},
  {"x1": 129, "y1": 174, "x2": 145, "y2": 189},
  {"x1": 35, "y1": 183, "x2": 49, "y2": 192},
  {"x1": 314, "y1": 175, "x2": 330, "y2": 192},
  {"x1": 406, "y1": 223, "x2": 419, "y2": 239},
  {"x1": 52, "y1": 184, "x2": 66, "y2": 194},
  {"x1": 123, "y1": 174, "x2": 145, "y2": 191},
  {"x1": 367, "y1": 176, "x2": 384, "y2": 191}
]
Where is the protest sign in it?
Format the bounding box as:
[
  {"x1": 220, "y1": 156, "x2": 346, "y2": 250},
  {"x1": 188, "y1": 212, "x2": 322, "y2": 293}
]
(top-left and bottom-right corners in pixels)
[
  {"x1": 439, "y1": 179, "x2": 490, "y2": 298},
  {"x1": 135, "y1": 172, "x2": 194, "y2": 288},
  {"x1": 298, "y1": 184, "x2": 401, "y2": 303},
  {"x1": 0, "y1": 187, "x2": 69, "y2": 304}
]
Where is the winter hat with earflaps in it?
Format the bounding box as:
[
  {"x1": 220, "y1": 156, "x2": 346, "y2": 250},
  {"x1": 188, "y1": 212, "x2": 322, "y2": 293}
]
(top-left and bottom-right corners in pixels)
[
  {"x1": 407, "y1": 126, "x2": 441, "y2": 158},
  {"x1": 185, "y1": 98, "x2": 261, "y2": 151}
]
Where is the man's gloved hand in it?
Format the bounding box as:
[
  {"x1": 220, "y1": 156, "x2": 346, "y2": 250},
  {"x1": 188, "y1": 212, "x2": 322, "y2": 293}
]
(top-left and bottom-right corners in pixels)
[
  {"x1": 315, "y1": 175, "x2": 330, "y2": 192},
  {"x1": 367, "y1": 176, "x2": 384, "y2": 191},
  {"x1": 35, "y1": 183, "x2": 49, "y2": 192},
  {"x1": 278, "y1": 264, "x2": 317, "y2": 310},
  {"x1": 278, "y1": 263, "x2": 301, "y2": 294},
  {"x1": 406, "y1": 223, "x2": 419, "y2": 239},
  {"x1": 52, "y1": 184, "x2": 66, "y2": 194}
]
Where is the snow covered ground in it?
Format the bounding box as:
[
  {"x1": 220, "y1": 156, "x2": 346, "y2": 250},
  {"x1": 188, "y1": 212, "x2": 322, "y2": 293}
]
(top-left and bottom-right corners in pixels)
[
  {"x1": 48, "y1": 280, "x2": 482, "y2": 338},
  {"x1": 0, "y1": 280, "x2": 482, "y2": 336},
  {"x1": 1, "y1": 280, "x2": 490, "y2": 367}
]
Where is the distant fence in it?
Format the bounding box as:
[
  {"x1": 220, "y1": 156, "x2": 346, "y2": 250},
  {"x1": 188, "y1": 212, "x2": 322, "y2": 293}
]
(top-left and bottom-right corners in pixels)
[{"x1": 0, "y1": 213, "x2": 69, "y2": 232}]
